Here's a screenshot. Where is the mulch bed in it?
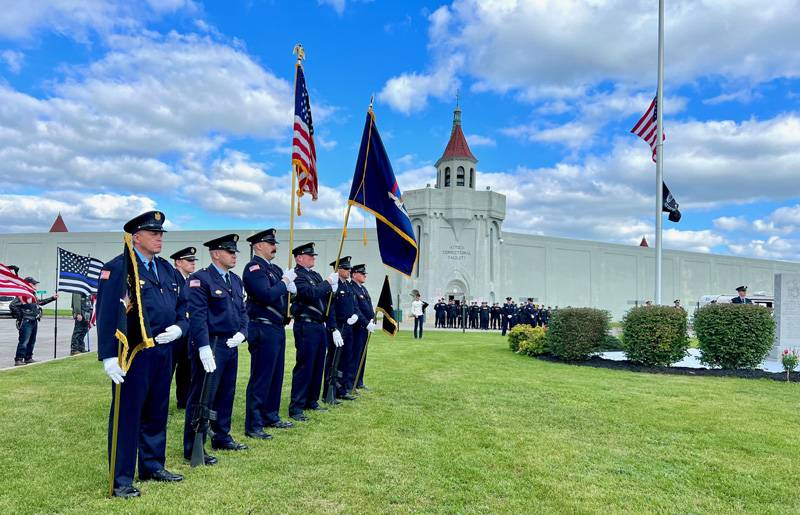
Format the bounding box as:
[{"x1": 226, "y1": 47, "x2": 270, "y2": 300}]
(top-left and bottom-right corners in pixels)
[{"x1": 535, "y1": 354, "x2": 800, "y2": 382}]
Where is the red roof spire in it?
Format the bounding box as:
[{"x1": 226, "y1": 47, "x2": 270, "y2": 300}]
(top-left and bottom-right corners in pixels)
[
  {"x1": 49, "y1": 212, "x2": 68, "y2": 233},
  {"x1": 436, "y1": 103, "x2": 477, "y2": 166},
  {"x1": 639, "y1": 236, "x2": 649, "y2": 247}
]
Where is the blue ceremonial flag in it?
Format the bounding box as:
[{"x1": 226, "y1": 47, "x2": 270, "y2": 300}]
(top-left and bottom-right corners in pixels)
[{"x1": 348, "y1": 109, "x2": 418, "y2": 276}]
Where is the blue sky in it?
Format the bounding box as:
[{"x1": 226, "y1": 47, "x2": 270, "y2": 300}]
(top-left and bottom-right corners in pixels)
[{"x1": 1, "y1": 0, "x2": 800, "y2": 260}]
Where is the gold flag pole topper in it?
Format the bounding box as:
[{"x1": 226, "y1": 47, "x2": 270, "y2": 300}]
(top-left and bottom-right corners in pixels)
[{"x1": 287, "y1": 43, "x2": 305, "y2": 318}]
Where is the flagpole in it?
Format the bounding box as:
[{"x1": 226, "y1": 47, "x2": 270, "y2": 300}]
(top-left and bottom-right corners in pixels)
[
  {"x1": 654, "y1": 0, "x2": 665, "y2": 305},
  {"x1": 54, "y1": 248, "x2": 59, "y2": 359},
  {"x1": 287, "y1": 44, "x2": 304, "y2": 318}
]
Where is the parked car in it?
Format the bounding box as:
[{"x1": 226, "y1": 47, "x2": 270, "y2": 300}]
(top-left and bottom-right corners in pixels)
[{"x1": 0, "y1": 295, "x2": 15, "y2": 317}]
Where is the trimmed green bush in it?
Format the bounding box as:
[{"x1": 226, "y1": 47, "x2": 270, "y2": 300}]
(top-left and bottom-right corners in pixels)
[
  {"x1": 622, "y1": 306, "x2": 689, "y2": 366},
  {"x1": 508, "y1": 324, "x2": 537, "y2": 352},
  {"x1": 599, "y1": 334, "x2": 623, "y2": 352},
  {"x1": 518, "y1": 326, "x2": 548, "y2": 356},
  {"x1": 694, "y1": 303, "x2": 775, "y2": 369},
  {"x1": 546, "y1": 307, "x2": 610, "y2": 361}
]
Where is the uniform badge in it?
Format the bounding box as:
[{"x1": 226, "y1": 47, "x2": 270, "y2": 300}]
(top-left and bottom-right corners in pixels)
[
  {"x1": 249, "y1": 264, "x2": 260, "y2": 272},
  {"x1": 139, "y1": 280, "x2": 145, "y2": 285},
  {"x1": 189, "y1": 279, "x2": 201, "y2": 288},
  {"x1": 100, "y1": 270, "x2": 111, "y2": 280},
  {"x1": 215, "y1": 290, "x2": 223, "y2": 295}
]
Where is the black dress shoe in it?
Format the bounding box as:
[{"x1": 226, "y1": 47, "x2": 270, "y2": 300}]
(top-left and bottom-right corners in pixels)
[
  {"x1": 307, "y1": 405, "x2": 328, "y2": 412},
  {"x1": 324, "y1": 398, "x2": 341, "y2": 406},
  {"x1": 183, "y1": 453, "x2": 218, "y2": 465},
  {"x1": 267, "y1": 420, "x2": 294, "y2": 429},
  {"x1": 337, "y1": 393, "x2": 357, "y2": 401},
  {"x1": 289, "y1": 413, "x2": 309, "y2": 422},
  {"x1": 140, "y1": 469, "x2": 184, "y2": 482},
  {"x1": 212, "y1": 440, "x2": 248, "y2": 451},
  {"x1": 245, "y1": 429, "x2": 273, "y2": 440},
  {"x1": 356, "y1": 385, "x2": 369, "y2": 391},
  {"x1": 113, "y1": 485, "x2": 141, "y2": 498}
]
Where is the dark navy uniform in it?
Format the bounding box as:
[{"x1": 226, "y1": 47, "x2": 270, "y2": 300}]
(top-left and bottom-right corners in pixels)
[
  {"x1": 242, "y1": 229, "x2": 290, "y2": 435},
  {"x1": 183, "y1": 234, "x2": 248, "y2": 457},
  {"x1": 289, "y1": 242, "x2": 333, "y2": 419},
  {"x1": 479, "y1": 303, "x2": 490, "y2": 330},
  {"x1": 490, "y1": 303, "x2": 501, "y2": 330},
  {"x1": 350, "y1": 264, "x2": 374, "y2": 389},
  {"x1": 169, "y1": 246, "x2": 197, "y2": 410},
  {"x1": 501, "y1": 299, "x2": 515, "y2": 336},
  {"x1": 324, "y1": 256, "x2": 365, "y2": 399},
  {"x1": 434, "y1": 301, "x2": 446, "y2": 328},
  {"x1": 96, "y1": 211, "x2": 188, "y2": 494},
  {"x1": 731, "y1": 286, "x2": 752, "y2": 304}
]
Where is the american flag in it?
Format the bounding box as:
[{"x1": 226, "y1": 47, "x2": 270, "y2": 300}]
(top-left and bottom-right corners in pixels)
[
  {"x1": 0, "y1": 263, "x2": 36, "y2": 303},
  {"x1": 57, "y1": 248, "x2": 104, "y2": 296},
  {"x1": 291, "y1": 64, "x2": 319, "y2": 203},
  {"x1": 631, "y1": 96, "x2": 665, "y2": 162}
]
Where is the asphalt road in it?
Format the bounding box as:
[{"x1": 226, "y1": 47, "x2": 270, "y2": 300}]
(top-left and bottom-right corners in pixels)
[{"x1": 0, "y1": 316, "x2": 96, "y2": 370}]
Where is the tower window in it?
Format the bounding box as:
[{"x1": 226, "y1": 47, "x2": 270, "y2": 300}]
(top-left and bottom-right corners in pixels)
[
  {"x1": 444, "y1": 167, "x2": 451, "y2": 187},
  {"x1": 457, "y1": 166, "x2": 465, "y2": 186},
  {"x1": 470, "y1": 168, "x2": 475, "y2": 188}
]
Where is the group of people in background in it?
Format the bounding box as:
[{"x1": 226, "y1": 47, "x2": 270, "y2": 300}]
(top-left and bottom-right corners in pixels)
[
  {"x1": 95, "y1": 210, "x2": 379, "y2": 498},
  {"x1": 431, "y1": 297, "x2": 554, "y2": 336}
]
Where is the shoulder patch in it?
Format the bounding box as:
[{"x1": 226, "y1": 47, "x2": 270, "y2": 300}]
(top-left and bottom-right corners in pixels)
[
  {"x1": 100, "y1": 270, "x2": 111, "y2": 280},
  {"x1": 249, "y1": 264, "x2": 261, "y2": 272},
  {"x1": 189, "y1": 279, "x2": 201, "y2": 288}
]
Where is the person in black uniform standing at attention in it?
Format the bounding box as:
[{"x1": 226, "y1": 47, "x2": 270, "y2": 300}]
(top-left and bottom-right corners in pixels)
[
  {"x1": 324, "y1": 256, "x2": 364, "y2": 402},
  {"x1": 96, "y1": 211, "x2": 188, "y2": 498},
  {"x1": 242, "y1": 229, "x2": 297, "y2": 440},
  {"x1": 349, "y1": 263, "x2": 376, "y2": 391},
  {"x1": 288, "y1": 242, "x2": 340, "y2": 422},
  {"x1": 183, "y1": 234, "x2": 249, "y2": 464},
  {"x1": 169, "y1": 246, "x2": 197, "y2": 410}
]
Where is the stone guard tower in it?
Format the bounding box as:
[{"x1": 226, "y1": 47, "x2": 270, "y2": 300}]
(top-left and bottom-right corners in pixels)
[{"x1": 403, "y1": 103, "x2": 506, "y2": 304}]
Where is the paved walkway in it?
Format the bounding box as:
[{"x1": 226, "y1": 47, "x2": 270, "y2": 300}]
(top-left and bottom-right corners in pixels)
[{"x1": 0, "y1": 316, "x2": 96, "y2": 371}]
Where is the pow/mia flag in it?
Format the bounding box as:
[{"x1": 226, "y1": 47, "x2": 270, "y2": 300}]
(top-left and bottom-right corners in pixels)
[{"x1": 662, "y1": 182, "x2": 681, "y2": 223}]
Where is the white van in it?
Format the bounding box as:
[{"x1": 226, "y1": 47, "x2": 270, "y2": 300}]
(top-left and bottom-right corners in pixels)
[{"x1": 697, "y1": 292, "x2": 774, "y2": 309}]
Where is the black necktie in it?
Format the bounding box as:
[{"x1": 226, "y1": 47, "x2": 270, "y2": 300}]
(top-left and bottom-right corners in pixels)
[
  {"x1": 147, "y1": 261, "x2": 154, "y2": 274},
  {"x1": 224, "y1": 273, "x2": 231, "y2": 288}
]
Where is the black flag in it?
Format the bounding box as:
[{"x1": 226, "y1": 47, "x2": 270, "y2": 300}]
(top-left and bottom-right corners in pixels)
[
  {"x1": 377, "y1": 275, "x2": 398, "y2": 336},
  {"x1": 662, "y1": 182, "x2": 681, "y2": 223}
]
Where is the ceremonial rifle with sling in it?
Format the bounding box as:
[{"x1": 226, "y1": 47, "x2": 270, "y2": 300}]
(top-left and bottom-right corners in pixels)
[
  {"x1": 324, "y1": 344, "x2": 343, "y2": 405},
  {"x1": 190, "y1": 341, "x2": 218, "y2": 467}
]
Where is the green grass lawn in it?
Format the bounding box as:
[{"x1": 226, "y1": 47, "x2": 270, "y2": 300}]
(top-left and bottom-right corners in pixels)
[{"x1": 1, "y1": 330, "x2": 799, "y2": 514}]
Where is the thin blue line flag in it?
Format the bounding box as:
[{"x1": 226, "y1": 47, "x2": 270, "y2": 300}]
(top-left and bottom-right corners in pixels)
[{"x1": 348, "y1": 109, "x2": 419, "y2": 276}]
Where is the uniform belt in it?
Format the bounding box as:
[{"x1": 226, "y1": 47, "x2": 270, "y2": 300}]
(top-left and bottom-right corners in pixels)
[
  {"x1": 296, "y1": 315, "x2": 323, "y2": 324},
  {"x1": 252, "y1": 317, "x2": 276, "y2": 326},
  {"x1": 305, "y1": 305, "x2": 324, "y2": 318}
]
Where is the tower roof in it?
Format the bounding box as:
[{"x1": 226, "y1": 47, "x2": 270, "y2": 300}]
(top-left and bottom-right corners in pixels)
[
  {"x1": 49, "y1": 213, "x2": 68, "y2": 233},
  {"x1": 639, "y1": 236, "x2": 649, "y2": 247},
  {"x1": 436, "y1": 104, "x2": 477, "y2": 166}
]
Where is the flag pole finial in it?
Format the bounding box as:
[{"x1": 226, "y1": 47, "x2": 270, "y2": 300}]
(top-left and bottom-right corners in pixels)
[
  {"x1": 293, "y1": 43, "x2": 305, "y2": 62},
  {"x1": 369, "y1": 94, "x2": 374, "y2": 110}
]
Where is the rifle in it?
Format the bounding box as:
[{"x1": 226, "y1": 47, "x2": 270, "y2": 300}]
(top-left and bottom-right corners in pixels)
[
  {"x1": 324, "y1": 344, "x2": 342, "y2": 405},
  {"x1": 190, "y1": 359, "x2": 218, "y2": 467}
]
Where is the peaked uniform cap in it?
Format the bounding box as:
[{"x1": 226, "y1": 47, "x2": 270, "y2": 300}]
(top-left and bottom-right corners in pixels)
[
  {"x1": 124, "y1": 211, "x2": 166, "y2": 234},
  {"x1": 292, "y1": 242, "x2": 317, "y2": 256},
  {"x1": 247, "y1": 229, "x2": 279, "y2": 245},
  {"x1": 204, "y1": 234, "x2": 240, "y2": 252},
  {"x1": 170, "y1": 246, "x2": 197, "y2": 261},
  {"x1": 330, "y1": 256, "x2": 352, "y2": 269}
]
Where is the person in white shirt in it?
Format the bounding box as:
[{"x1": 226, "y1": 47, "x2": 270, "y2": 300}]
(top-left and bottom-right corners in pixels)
[{"x1": 411, "y1": 293, "x2": 427, "y2": 339}]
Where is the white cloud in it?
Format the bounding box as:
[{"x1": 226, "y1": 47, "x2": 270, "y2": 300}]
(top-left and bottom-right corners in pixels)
[
  {"x1": 379, "y1": 54, "x2": 462, "y2": 114},
  {"x1": 0, "y1": 192, "x2": 156, "y2": 232},
  {"x1": 0, "y1": 50, "x2": 24, "y2": 73},
  {"x1": 465, "y1": 134, "x2": 495, "y2": 147},
  {"x1": 713, "y1": 216, "x2": 749, "y2": 232},
  {"x1": 317, "y1": 0, "x2": 373, "y2": 15},
  {"x1": 661, "y1": 228, "x2": 726, "y2": 253},
  {"x1": 0, "y1": 0, "x2": 197, "y2": 42}
]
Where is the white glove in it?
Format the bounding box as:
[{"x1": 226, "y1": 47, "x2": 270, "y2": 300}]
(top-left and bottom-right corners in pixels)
[
  {"x1": 507, "y1": 315, "x2": 512, "y2": 319},
  {"x1": 366, "y1": 321, "x2": 377, "y2": 333},
  {"x1": 327, "y1": 272, "x2": 339, "y2": 291},
  {"x1": 332, "y1": 329, "x2": 344, "y2": 347},
  {"x1": 286, "y1": 281, "x2": 297, "y2": 294},
  {"x1": 226, "y1": 332, "x2": 245, "y2": 348},
  {"x1": 347, "y1": 314, "x2": 358, "y2": 325},
  {"x1": 103, "y1": 358, "x2": 125, "y2": 384},
  {"x1": 282, "y1": 269, "x2": 297, "y2": 282},
  {"x1": 155, "y1": 324, "x2": 182, "y2": 344},
  {"x1": 199, "y1": 345, "x2": 216, "y2": 373}
]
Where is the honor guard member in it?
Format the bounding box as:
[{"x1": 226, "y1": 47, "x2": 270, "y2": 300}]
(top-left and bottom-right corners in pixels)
[
  {"x1": 169, "y1": 246, "x2": 197, "y2": 409},
  {"x1": 96, "y1": 211, "x2": 187, "y2": 498},
  {"x1": 350, "y1": 264, "x2": 376, "y2": 390},
  {"x1": 324, "y1": 256, "x2": 364, "y2": 401},
  {"x1": 70, "y1": 292, "x2": 93, "y2": 355},
  {"x1": 446, "y1": 300, "x2": 456, "y2": 328},
  {"x1": 288, "y1": 242, "x2": 340, "y2": 421},
  {"x1": 732, "y1": 286, "x2": 752, "y2": 304},
  {"x1": 183, "y1": 234, "x2": 249, "y2": 462},
  {"x1": 436, "y1": 299, "x2": 447, "y2": 328},
  {"x1": 479, "y1": 301, "x2": 490, "y2": 330},
  {"x1": 490, "y1": 303, "x2": 501, "y2": 330},
  {"x1": 501, "y1": 297, "x2": 515, "y2": 336},
  {"x1": 242, "y1": 229, "x2": 296, "y2": 440}
]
